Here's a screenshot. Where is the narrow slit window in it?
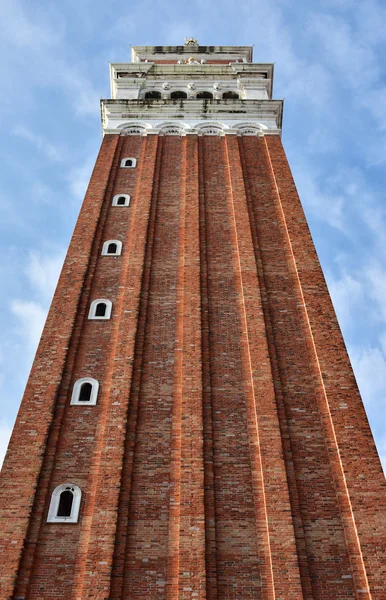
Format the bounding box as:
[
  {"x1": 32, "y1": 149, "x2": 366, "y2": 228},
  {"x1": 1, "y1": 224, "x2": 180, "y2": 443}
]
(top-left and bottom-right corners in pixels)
[
  {"x1": 57, "y1": 489, "x2": 74, "y2": 517},
  {"x1": 107, "y1": 243, "x2": 117, "y2": 254}
]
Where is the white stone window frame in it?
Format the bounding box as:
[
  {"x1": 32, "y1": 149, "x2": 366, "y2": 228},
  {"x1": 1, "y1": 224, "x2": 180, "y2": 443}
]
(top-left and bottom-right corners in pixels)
[
  {"x1": 88, "y1": 299, "x2": 113, "y2": 320},
  {"x1": 112, "y1": 194, "x2": 130, "y2": 207},
  {"x1": 120, "y1": 157, "x2": 137, "y2": 168},
  {"x1": 71, "y1": 377, "x2": 99, "y2": 406},
  {"x1": 47, "y1": 483, "x2": 82, "y2": 523},
  {"x1": 101, "y1": 240, "x2": 122, "y2": 256}
]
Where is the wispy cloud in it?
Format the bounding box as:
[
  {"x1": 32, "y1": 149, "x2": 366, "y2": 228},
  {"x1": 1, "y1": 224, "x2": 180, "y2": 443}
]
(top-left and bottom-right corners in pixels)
[
  {"x1": 11, "y1": 300, "x2": 47, "y2": 350},
  {"x1": 13, "y1": 126, "x2": 64, "y2": 162},
  {"x1": 0, "y1": 420, "x2": 13, "y2": 469},
  {"x1": 25, "y1": 250, "x2": 65, "y2": 300},
  {"x1": 67, "y1": 157, "x2": 95, "y2": 199}
]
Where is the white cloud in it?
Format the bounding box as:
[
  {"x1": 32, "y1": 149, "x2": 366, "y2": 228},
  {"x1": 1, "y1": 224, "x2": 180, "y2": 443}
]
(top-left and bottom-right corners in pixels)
[
  {"x1": 349, "y1": 345, "x2": 386, "y2": 475},
  {"x1": 366, "y1": 263, "x2": 386, "y2": 322},
  {"x1": 376, "y1": 433, "x2": 386, "y2": 475},
  {"x1": 292, "y1": 165, "x2": 348, "y2": 232},
  {"x1": 67, "y1": 157, "x2": 94, "y2": 199},
  {"x1": 0, "y1": 0, "x2": 101, "y2": 120},
  {"x1": 12, "y1": 125, "x2": 64, "y2": 162},
  {"x1": 328, "y1": 271, "x2": 364, "y2": 329},
  {"x1": 307, "y1": 14, "x2": 379, "y2": 88},
  {"x1": 0, "y1": 0, "x2": 61, "y2": 50},
  {"x1": 11, "y1": 300, "x2": 47, "y2": 350},
  {"x1": 57, "y1": 62, "x2": 101, "y2": 117},
  {"x1": 306, "y1": 11, "x2": 386, "y2": 130},
  {"x1": 25, "y1": 251, "x2": 64, "y2": 301},
  {"x1": 350, "y1": 345, "x2": 386, "y2": 403},
  {"x1": 0, "y1": 420, "x2": 13, "y2": 469}
]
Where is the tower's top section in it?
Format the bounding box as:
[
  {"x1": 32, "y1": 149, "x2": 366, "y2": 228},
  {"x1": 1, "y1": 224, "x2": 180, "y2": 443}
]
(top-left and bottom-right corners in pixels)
[
  {"x1": 101, "y1": 42, "x2": 282, "y2": 137},
  {"x1": 131, "y1": 44, "x2": 253, "y2": 65}
]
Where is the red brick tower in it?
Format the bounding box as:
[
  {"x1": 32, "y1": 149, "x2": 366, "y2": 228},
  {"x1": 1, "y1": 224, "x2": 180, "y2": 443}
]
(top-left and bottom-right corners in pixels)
[{"x1": 1, "y1": 42, "x2": 385, "y2": 600}]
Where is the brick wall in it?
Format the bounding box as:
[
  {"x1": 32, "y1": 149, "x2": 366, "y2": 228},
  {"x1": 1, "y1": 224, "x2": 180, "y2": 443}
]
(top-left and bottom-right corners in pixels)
[{"x1": 0, "y1": 133, "x2": 385, "y2": 599}]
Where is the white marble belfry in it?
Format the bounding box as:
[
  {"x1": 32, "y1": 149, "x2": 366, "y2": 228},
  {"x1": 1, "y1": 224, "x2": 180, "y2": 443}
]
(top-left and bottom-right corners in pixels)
[{"x1": 101, "y1": 44, "x2": 283, "y2": 136}]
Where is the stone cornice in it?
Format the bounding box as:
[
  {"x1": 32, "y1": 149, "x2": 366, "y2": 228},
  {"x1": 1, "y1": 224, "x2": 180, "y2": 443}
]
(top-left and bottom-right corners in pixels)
[
  {"x1": 131, "y1": 45, "x2": 253, "y2": 63},
  {"x1": 100, "y1": 98, "x2": 283, "y2": 135}
]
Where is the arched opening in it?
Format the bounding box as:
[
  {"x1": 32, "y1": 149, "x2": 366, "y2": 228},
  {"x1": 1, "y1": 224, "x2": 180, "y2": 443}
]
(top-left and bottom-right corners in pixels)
[
  {"x1": 88, "y1": 299, "x2": 112, "y2": 320},
  {"x1": 71, "y1": 378, "x2": 99, "y2": 405},
  {"x1": 95, "y1": 303, "x2": 107, "y2": 317},
  {"x1": 197, "y1": 91, "x2": 213, "y2": 99},
  {"x1": 223, "y1": 91, "x2": 239, "y2": 99},
  {"x1": 102, "y1": 240, "x2": 122, "y2": 256},
  {"x1": 79, "y1": 382, "x2": 92, "y2": 402},
  {"x1": 117, "y1": 196, "x2": 127, "y2": 205},
  {"x1": 171, "y1": 91, "x2": 187, "y2": 99},
  {"x1": 120, "y1": 158, "x2": 137, "y2": 169},
  {"x1": 47, "y1": 483, "x2": 82, "y2": 522},
  {"x1": 145, "y1": 91, "x2": 161, "y2": 99},
  {"x1": 57, "y1": 489, "x2": 74, "y2": 517}
]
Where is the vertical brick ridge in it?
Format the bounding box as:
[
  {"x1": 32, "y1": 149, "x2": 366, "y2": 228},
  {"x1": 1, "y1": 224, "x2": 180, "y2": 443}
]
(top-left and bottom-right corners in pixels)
[
  {"x1": 264, "y1": 136, "x2": 374, "y2": 599},
  {"x1": 238, "y1": 135, "x2": 314, "y2": 599},
  {"x1": 243, "y1": 136, "x2": 358, "y2": 597},
  {"x1": 166, "y1": 135, "x2": 185, "y2": 599},
  {"x1": 198, "y1": 136, "x2": 219, "y2": 600},
  {"x1": 175, "y1": 135, "x2": 206, "y2": 599},
  {"x1": 14, "y1": 134, "x2": 125, "y2": 600},
  {"x1": 223, "y1": 134, "x2": 304, "y2": 599},
  {"x1": 71, "y1": 134, "x2": 161, "y2": 599},
  {"x1": 109, "y1": 134, "x2": 165, "y2": 600},
  {"x1": 0, "y1": 134, "x2": 120, "y2": 599},
  {"x1": 123, "y1": 134, "x2": 182, "y2": 597}
]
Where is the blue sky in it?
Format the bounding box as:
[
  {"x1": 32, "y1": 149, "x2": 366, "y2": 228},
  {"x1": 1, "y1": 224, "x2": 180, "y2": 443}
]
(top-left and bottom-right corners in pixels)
[{"x1": 0, "y1": 0, "x2": 386, "y2": 473}]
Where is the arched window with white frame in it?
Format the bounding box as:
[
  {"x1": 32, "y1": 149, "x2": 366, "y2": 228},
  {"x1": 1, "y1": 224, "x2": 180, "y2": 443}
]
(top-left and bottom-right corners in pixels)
[
  {"x1": 120, "y1": 157, "x2": 137, "y2": 168},
  {"x1": 71, "y1": 377, "x2": 99, "y2": 405},
  {"x1": 88, "y1": 299, "x2": 112, "y2": 320},
  {"x1": 112, "y1": 194, "x2": 130, "y2": 207},
  {"x1": 47, "y1": 483, "x2": 82, "y2": 523},
  {"x1": 101, "y1": 240, "x2": 122, "y2": 256}
]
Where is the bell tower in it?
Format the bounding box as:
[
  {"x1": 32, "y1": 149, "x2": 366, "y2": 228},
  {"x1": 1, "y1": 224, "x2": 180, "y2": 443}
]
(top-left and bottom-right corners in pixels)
[{"x1": 1, "y1": 41, "x2": 385, "y2": 600}]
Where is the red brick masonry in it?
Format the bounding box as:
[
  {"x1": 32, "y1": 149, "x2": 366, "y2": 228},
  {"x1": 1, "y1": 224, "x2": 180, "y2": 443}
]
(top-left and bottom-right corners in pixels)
[{"x1": 0, "y1": 133, "x2": 385, "y2": 599}]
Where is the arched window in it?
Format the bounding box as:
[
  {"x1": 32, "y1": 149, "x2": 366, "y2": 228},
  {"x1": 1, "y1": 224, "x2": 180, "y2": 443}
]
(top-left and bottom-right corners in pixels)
[
  {"x1": 197, "y1": 91, "x2": 213, "y2": 99},
  {"x1": 95, "y1": 303, "x2": 106, "y2": 317},
  {"x1": 79, "y1": 381, "x2": 92, "y2": 402},
  {"x1": 71, "y1": 377, "x2": 99, "y2": 405},
  {"x1": 58, "y1": 489, "x2": 74, "y2": 516},
  {"x1": 88, "y1": 299, "x2": 112, "y2": 320},
  {"x1": 120, "y1": 157, "x2": 137, "y2": 168},
  {"x1": 102, "y1": 240, "x2": 122, "y2": 256},
  {"x1": 112, "y1": 194, "x2": 130, "y2": 207},
  {"x1": 171, "y1": 91, "x2": 187, "y2": 99},
  {"x1": 223, "y1": 91, "x2": 239, "y2": 99},
  {"x1": 145, "y1": 91, "x2": 161, "y2": 99},
  {"x1": 47, "y1": 483, "x2": 82, "y2": 523}
]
